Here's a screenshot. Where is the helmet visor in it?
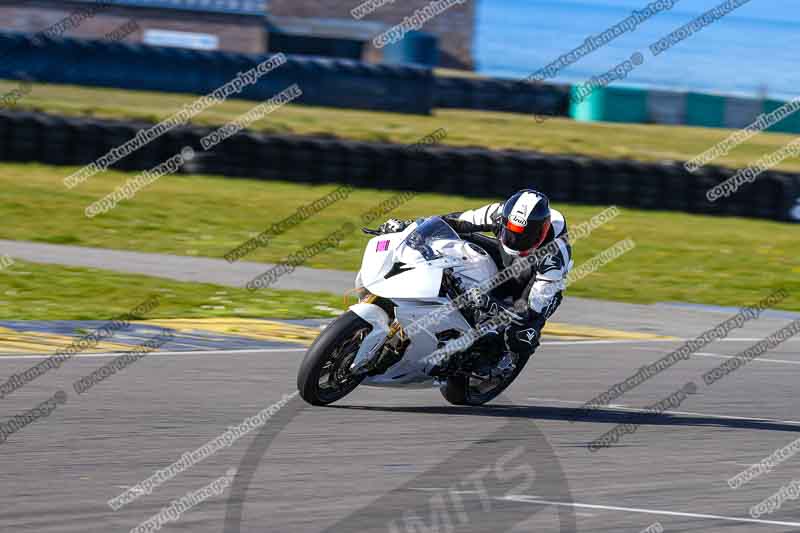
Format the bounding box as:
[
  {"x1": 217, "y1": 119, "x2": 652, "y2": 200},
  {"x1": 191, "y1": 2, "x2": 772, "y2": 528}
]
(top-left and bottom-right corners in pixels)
[{"x1": 500, "y1": 217, "x2": 551, "y2": 253}]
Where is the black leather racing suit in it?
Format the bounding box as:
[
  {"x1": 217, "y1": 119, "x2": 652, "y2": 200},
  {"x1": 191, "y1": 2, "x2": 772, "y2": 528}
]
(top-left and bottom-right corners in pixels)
[{"x1": 441, "y1": 202, "x2": 573, "y2": 356}]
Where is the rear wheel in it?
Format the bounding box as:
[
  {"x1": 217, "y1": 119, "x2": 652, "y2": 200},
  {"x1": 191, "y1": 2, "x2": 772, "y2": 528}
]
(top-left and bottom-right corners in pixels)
[
  {"x1": 440, "y1": 353, "x2": 530, "y2": 406},
  {"x1": 297, "y1": 311, "x2": 371, "y2": 405}
]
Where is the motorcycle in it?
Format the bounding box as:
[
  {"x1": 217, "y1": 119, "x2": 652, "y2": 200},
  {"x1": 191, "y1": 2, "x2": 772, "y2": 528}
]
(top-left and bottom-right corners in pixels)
[{"x1": 297, "y1": 216, "x2": 531, "y2": 406}]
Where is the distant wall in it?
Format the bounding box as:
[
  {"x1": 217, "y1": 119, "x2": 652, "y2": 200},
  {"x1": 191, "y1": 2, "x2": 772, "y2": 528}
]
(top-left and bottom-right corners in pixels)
[
  {"x1": 268, "y1": 0, "x2": 476, "y2": 69},
  {"x1": 1, "y1": 110, "x2": 797, "y2": 222}
]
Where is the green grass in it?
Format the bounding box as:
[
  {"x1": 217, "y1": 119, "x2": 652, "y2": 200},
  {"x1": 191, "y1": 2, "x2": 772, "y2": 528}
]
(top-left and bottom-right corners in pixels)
[
  {"x1": 3, "y1": 79, "x2": 800, "y2": 172},
  {"x1": 1, "y1": 161, "x2": 798, "y2": 314},
  {"x1": 0, "y1": 260, "x2": 345, "y2": 320}
]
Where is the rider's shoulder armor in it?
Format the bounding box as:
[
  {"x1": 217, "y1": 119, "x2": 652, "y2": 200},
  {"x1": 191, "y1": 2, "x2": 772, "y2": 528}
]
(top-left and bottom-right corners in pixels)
[{"x1": 550, "y1": 208, "x2": 567, "y2": 239}]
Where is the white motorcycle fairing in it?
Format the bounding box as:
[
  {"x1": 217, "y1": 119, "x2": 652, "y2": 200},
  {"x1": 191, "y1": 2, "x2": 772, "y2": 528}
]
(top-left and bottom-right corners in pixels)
[
  {"x1": 348, "y1": 217, "x2": 499, "y2": 387},
  {"x1": 354, "y1": 224, "x2": 443, "y2": 299}
]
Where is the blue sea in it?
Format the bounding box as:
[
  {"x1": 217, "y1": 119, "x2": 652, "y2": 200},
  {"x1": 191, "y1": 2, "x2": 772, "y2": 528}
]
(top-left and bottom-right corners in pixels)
[{"x1": 475, "y1": 0, "x2": 800, "y2": 100}]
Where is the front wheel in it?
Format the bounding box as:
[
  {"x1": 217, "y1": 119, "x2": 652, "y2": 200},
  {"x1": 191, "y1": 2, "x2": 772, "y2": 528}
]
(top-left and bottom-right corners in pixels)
[
  {"x1": 441, "y1": 352, "x2": 530, "y2": 406},
  {"x1": 297, "y1": 311, "x2": 372, "y2": 405}
]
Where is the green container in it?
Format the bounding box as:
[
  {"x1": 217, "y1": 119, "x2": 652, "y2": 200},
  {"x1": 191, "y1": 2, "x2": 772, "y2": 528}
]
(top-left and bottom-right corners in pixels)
[
  {"x1": 569, "y1": 86, "x2": 648, "y2": 123},
  {"x1": 570, "y1": 85, "x2": 603, "y2": 121},
  {"x1": 685, "y1": 92, "x2": 725, "y2": 128},
  {"x1": 762, "y1": 99, "x2": 800, "y2": 134}
]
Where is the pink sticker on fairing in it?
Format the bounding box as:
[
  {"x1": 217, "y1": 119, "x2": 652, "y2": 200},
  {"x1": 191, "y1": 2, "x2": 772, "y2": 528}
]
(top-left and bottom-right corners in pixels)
[{"x1": 376, "y1": 240, "x2": 390, "y2": 252}]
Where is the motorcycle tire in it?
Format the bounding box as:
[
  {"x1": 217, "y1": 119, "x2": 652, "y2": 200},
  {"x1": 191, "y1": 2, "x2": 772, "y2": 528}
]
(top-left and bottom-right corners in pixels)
[
  {"x1": 440, "y1": 353, "x2": 530, "y2": 406},
  {"x1": 297, "y1": 311, "x2": 371, "y2": 406}
]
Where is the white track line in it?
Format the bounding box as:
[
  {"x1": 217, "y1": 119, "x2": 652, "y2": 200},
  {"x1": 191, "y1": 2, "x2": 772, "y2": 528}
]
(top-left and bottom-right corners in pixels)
[
  {"x1": 695, "y1": 352, "x2": 800, "y2": 365},
  {"x1": 717, "y1": 338, "x2": 800, "y2": 342},
  {"x1": 0, "y1": 338, "x2": 680, "y2": 359},
  {"x1": 501, "y1": 495, "x2": 800, "y2": 528},
  {"x1": 0, "y1": 336, "x2": 796, "y2": 360},
  {"x1": 0, "y1": 347, "x2": 307, "y2": 360},
  {"x1": 543, "y1": 339, "x2": 671, "y2": 345},
  {"x1": 544, "y1": 338, "x2": 800, "y2": 346},
  {"x1": 525, "y1": 397, "x2": 800, "y2": 426},
  {"x1": 637, "y1": 346, "x2": 800, "y2": 364}
]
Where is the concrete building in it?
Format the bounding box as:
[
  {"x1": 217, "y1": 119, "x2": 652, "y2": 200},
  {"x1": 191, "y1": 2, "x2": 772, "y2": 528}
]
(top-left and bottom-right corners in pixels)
[
  {"x1": 268, "y1": 0, "x2": 476, "y2": 69},
  {"x1": 0, "y1": 0, "x2": 268, "y2": 53},
  {"x1": 0, "y1": 0, "x2": 476, "y2": 68}
]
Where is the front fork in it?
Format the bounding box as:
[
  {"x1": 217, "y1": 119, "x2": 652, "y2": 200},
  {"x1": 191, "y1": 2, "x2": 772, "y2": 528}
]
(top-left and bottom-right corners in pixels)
[{"x1": 347, "y1": 301, "x2": 407, "y2": 374}]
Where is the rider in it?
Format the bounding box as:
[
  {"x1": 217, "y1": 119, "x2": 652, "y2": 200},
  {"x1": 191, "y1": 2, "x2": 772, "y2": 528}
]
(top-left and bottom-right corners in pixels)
[{"x1": 377, "y1": 189, "x2": 572, "y2": 363}]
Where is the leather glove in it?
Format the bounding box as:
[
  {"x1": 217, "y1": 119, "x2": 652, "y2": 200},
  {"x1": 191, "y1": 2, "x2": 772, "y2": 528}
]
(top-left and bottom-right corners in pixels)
[
  {"x1": 378, "y1": 218, "x2": 410, "y2": 234},
  {"x1": 504, "y1": 317, "x2": 543, "y2": 357}
]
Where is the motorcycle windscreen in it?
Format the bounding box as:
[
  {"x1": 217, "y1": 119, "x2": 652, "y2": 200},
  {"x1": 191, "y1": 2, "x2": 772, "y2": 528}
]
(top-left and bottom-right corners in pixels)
[{"x1": 358, "y1": 217, "x2": 472, "y2": 298}]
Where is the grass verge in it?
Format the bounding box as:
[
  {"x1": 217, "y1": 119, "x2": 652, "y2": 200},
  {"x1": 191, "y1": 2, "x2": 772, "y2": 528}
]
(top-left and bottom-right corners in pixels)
[
  {"x1": 3, "y1": 79, "x2": 800, "y2": 172},
  {"x1": 1, "y1": 161, "x2": 798, "y2": 313}
]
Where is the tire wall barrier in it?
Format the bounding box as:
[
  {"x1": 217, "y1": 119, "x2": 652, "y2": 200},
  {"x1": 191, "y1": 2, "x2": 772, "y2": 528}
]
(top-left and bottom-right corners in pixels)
[
  {"x1": 434, "y1": 76, "x2": 570, "y2": 116},
  {"x1": 0, "y1": 32, "x2": 434, "y2": 115},
  {"x1": 1, "y1": 110, "x2": 798, "y2": 223},
  {"x1": 0, "y1": 30, "x2": 570, "y2": 117}
]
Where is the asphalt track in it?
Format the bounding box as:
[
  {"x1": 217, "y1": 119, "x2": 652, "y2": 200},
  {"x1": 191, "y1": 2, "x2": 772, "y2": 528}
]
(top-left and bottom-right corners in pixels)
[
  {"x1": 0, "y1": 240, "x2": 353, "y2": 293},
  {"x1": 2, "y1": 301, "x2": 800, "y2": 532}
]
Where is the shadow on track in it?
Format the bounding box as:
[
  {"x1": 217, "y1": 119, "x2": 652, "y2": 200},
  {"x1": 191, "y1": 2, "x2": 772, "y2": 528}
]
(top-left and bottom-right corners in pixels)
[
  {"x1": 331, "y1": 404, "x2": 800, "y2": 434},
  {"x1": 224, "y1": 394, "x2": 579, "y2": 532}
]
